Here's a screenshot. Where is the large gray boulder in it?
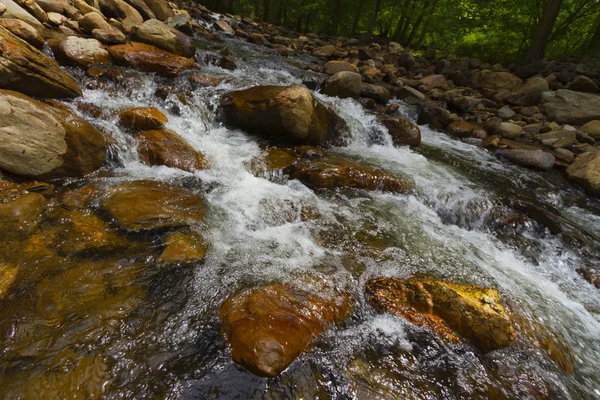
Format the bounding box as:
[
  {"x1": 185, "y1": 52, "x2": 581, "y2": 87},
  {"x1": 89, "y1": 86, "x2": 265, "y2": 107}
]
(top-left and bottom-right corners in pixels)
[{"x1": 541, "y1": 90, "x2": 600, "y2": 125}]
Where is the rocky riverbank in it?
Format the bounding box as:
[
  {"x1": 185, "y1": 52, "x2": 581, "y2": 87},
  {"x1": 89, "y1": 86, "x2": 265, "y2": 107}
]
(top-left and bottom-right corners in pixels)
[{"x1": 0, "y1": 0, "x2": 599, "y2": 398}]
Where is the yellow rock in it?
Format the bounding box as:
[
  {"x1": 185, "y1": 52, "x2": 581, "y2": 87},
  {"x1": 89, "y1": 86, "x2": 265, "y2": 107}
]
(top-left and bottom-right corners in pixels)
[
  {"x1": 159, "y1": 230, "x2": 208, "y2": 264},
  {"x1": 0, "y1": 262, "x2": 18, "y2": 300}
]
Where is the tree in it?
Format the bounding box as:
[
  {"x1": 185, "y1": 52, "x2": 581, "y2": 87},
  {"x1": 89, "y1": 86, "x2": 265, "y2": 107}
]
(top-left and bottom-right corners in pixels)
[
  {"x1": 366, "y1": 0, "x2": 382, "y2": 42},
  {"x1": 527, "y1": 0, "x2": 564, "y2": 61}
]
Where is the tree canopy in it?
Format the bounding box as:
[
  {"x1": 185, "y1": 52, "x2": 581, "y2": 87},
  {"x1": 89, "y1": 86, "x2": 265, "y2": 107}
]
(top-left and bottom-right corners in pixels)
[{"x1": 199, "y1": 0, "x2": 600, "y2": 63}]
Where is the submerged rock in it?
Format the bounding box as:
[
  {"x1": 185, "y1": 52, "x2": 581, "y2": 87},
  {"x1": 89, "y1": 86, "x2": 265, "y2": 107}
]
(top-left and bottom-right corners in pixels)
[
  {"x1": 366, "y1": 277, "x2": 517, "y2": 352},
  {"x1": 283, "y1": 149, "x2": 414, "y2": 193},
  {"x1": 134, "y1": 128, "x2": 207, "y2": 172},
  {"x1": 0, "y1": 27, "x2": 82, "y2": 98},
  {"x1": 220, "y1": 279, "x2": 351, "y2": 377},
  {"x1": 566, "y1": 150, "x2": 600, "y2": 196},
  {"x1": 0, "y1": 91, "x2": 106, "y2": 179},
  {"x1": 159, "y1": 230, "x2": 207, "y2": 264},
  {"x1": 0, "y1": 193, "x2": 46, "y2": 241},
  {"x1": 102, "y1": 180, "x2": 205, "y2": 231},
  {"x1": 220, "y1": 85, "x2": 348, "y2": 146},
  {"x1": 0, "y1": 262, "x2": 18, "y2": 300},
  {"x1": 118, "y1": 106, "x2": 168, "y2": 130},
  {"x1": 380, "y1": 117, "x2": 421, "y2": 147},
  {"x1": 108, "y1": 42, "x2": 199, "y2": 76}
]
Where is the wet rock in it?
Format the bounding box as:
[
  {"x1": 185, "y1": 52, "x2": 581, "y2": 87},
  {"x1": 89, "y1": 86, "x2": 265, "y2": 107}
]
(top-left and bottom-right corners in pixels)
[
  {"x1": 325, "y1": 71, "x2": 362, "y2": 99},
  {"x1": 132, "y1": 18, "x2": 195, "y2": 58},
  {"x1": 118, "y1": 106, "x2": 168, "y2": 130},
  {"x1": 495, "y1": 149, "x2": 555, "y2": 171},
  {"x1": 360, "y1": 83, "x2": 390, "y2": 104},
  {"x1": 108, "y1": 42, "x2": 199, "y2": 76},
  {"x1": 220, "y1": 85, "x2": 348, "y2": 146},
  {"x1": 324, "y1": 60, "x2": 359, "y2": 75},
  {"x1": 510, "y1": 199, "x2": 563, "y2": 234},
  {"x1": 541, "y1": 90, "x2": 600, "y2": 125},
  {"x1": 283, "y1": 150, "x2": 414, "y2": 193},
  {"x1": 220, "y1": 280, "x2": 351, "y2": 377},
  {"x1": 397, "y1": 86, "x2": 426, "y2": 103},
  {"x1": 380, "y1": 117, "x2": 421, "y2": 147},
  {"x1": 248, "y1": 32, "x2": 266, "y2": 45},
  {"x1": 446, "y1": 121, "x2": 485, "y2": 139},
  {"x1": 506, "y1": 77, "x2": 549, "y2": 106},
  {"x1": 50, "y1": 36, "x2": 111, "y2": 68},
  {"x1": 123, "y1": 0, "x2": 155, "y2": 20},
  {"x1": 159, "y1": 230, "x2": 207, "y2": 264},
  {"x1": 418, "y1": 101, "x2": 456, "y2": 130},
  {"x1": 102, "y1": 180, "x2": 205, "y2": 231},
  {"x1": 0, "y1": 90, "x2": 105, "y2": 179},
  {"x1": 420, "y1": 74, "x2": 448, "y2": 91},
  {"x1": 0, "y1": 193, "x2": 46, "y2": 241},
  {"x1": 361, "y1": 67, "x2": 383, "y2": 83},
  {"x1": 199, "y1": 51, "x2": 237, "y2": 70},
  {"x1": 566, "y1": 150, "x2": 600, "y2": 196},
  {"x1": 93, "y1": 27, "x2": 127, "y2": 44},
  {"x1": 366, "y1": 277, "x2": 517, "y2": 352},
  {"x1": 166, "y1": 13, "x2": 193, "y2": 35},
  {"x1": 135, "y1": 128, "x2": 206, "y2": 172},
  {"x1": 0, "y1": 18, "x2": 43, "y2": 48},
  {"x1": 0, "y1": 27, "x2": 82, "y2": 98},
  {"x1": 579, "y1": 120, "x2": 600, "y2": 140},
  {"x1": 577, "y1": 265, "x2": 600, "y2": 288},
  {"x1": 0, "y1": 262, "x2": 18, "y2": 300},
  {"x1": 473, "y1": 70, "x2": 523, "y2": 91},
  {"x1": 98, "y1": 0, "x2": 143, "y2": 26},
  {"x1": 311, "y1": 44, "x2": 336, "y2": 58},
  {"x1": 214, "y1": 19, "x2": 234, "y2": 34}
]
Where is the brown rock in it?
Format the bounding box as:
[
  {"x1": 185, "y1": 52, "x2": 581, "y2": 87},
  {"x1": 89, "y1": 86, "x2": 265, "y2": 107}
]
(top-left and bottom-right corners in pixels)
[
  {"x1": 420, "y1": 74, "x2": 448, "y2": 91},
  {"x1": 325, "y1": 71, "x2": 362, "y2": 99},
  {"x1": 366, "y1": 277, "x2": 517, "y2": 352},
  {"x1": 0, "y1": 262, "x2": 18, "y2": 300},
  {"x1": 220, "y1": 85, "x2": 348, "y2": 146},
  {"x1": 220, "y1": 279, "x2": 351, "y2": 377},
  {"x1": 102, "y1": 180, "x2": 205, "y2": 231},
  {"x1": 566, "y1": 150, "x2": 600, "y2": 196},
  {"x1": 381, "y1": 117, "x2": 421, "y2": 147},
  {"x1": 0, "y1": 193, "x2": 46, "y2": 241},
  {"x1": 118, "y1": 106, "x2": 168, "y2": 130},
  {"x1": 311, "y1": 44, "x2": 336, "y2": 57},
  {"x1": 0, "y1": 18, "x2": 43, "y2": 48},
  {"x1": 142, "y1": 0, "x2": 174, "y2": 21},
  {"x1": 50, "y1": 36, "x2": 111, "y2": 68},
  {"x1": 324, "y1": 60, "x2": 359, "y2": 75},
  {"x1": 135, "y1": 128, "x2": 206, "y2": 172},
  {"x1": 0, "y1": 27, "x2": 82, "y2": 98},
  {"x1": 79, "y1": 11, "x2": 112, "y2": 32},
  {"x1": 92, "y1": 27, "x2": 127, "y2": 44},
  {"x1": 132, "y1": 18, "x2": 195, "y2": 58},
  {"x1": 159, "y1": 230, "x2": 207, "y2": 264},
  {"x1": 473, "y1": 70, "x2": 523, "y2": 91},
  {"x1": 214, "y1": 19, "x2": 233, "y2": 34},
  {"x1": 108, "y1": 42, "x2": 199, "y2": 76}
]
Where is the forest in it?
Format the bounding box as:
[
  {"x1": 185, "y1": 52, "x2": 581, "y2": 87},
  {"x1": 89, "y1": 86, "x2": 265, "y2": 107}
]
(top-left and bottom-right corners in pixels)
[{"x1": 198, "y1": 0, "x2": 600, "y2": 63}]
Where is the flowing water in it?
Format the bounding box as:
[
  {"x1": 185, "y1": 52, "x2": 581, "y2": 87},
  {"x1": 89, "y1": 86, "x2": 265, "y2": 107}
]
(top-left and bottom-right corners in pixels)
[{"x1": 1, "y1": 31, "x2": 600, "y2": 399}]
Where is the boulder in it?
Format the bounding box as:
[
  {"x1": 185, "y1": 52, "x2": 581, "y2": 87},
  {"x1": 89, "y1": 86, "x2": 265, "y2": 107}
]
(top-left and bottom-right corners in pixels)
[
  {"x1": 118, "y1": 106, "x2": 167, "y2": 130},
  {"x1": 73, "y1": 0, "x2": 101, "y2": 15},
  {"x1": 159, "y1": 230, "x2": 207, "y2": 264},
  {"x1": 50, "y1": 36, "x2": 111, "y2": 68},
  {"x1": 496, "y1": 122, "x2": 522, "y2": 138},
  {"x1": 566, "y1": 75, "x2": 599, "y2": 93},
  {"x1": 214, "y1": 19, "x2": 233, "y2": 34},
  {"x1": 398, "y1": 51, "x2": 415, "y2": 71},
  {"x1": 495, "y1": 149, "x2": 555, "y2": 171},
  {"x1": 0, "y1": 262, "x2": 18, "y2": 301},
  {"x1": 311, "y1": 44, "x2": 336, "y2": 58},
  {"x1": 0, "y1": 27, "x2": 82, "y2": 98},
  {"x1": 418, "y1": 101, "x2": 456, "y2": 130},
  {"x1": 123, "y1": 0, "x2": 155, "y2": 20},
  {"x1": 541, "y1": 90, "x2": 600, "y2": 125},
  {"x1": 92, "y1": 27, "x2": 127, "y2": 44},
  {"x1": 142, "y1": 0, "x2": 173, "y2": 21},
  {"x1": 420, "y1": 74, "x2": 448, "y2": 91},
  {"x1": 166, "y1": 13, "x2": 192, "y2": 34},
  {"x1": 0, "y1": 0, "x2": 44, "y2": 28},
  {"x1": 47, "y1": 11, "x2": 67, "y2": 26},
  {"x1": 0, "y1": 18, "x2": 43, "y2": 48},
  {"x1": 220, "y1": 85, "x2": 348, "y2": 146},
  {"x1": 248, "y1": 32, "x2": 266, "y2": 45},
  {"x1": 0, "y1": 193, "x2": 46, "y2": 241},
  {"x1": 283, "y1": 148, "x2": 414, "y2": 193},
  {"x1": 579, "y1": 120, "x2": 600, "y2": 140},
  {"x1": 78, "y1": 11, "x2": 112, "y2": 32},
  {"x1": 360, "y1": 83, "x2": 390, "y2": 104},
  {"x1": 0, "y1": 2, "x2": 5, "y2": 15},
  {"x1": 506, "y1": 77, "x2": 549, "y2": 106},
  {"x1": 108, "y1": 41, "x2": 199, "y2": 76},
  {"x1": 473, "y1": 70, "x2": 523, "y2": 91},
  {"x1": 566, "y1": 150, "x2": 600, "y2": 196},
  {"x1": 366, "y1": 277, "x2": 517, "y2": 352},
  {"x1": 397, "y1": 86, "x2": 426, "y2": 103},
  {"x1": 132, "y1": 18, "x2": 195, "y2": 58},
  {"x1": 324, "y1": 71, "x2": 362, "y2": 99},
  {"x1": 134, "y1": 128, "x2": 206, "y2": 172},
  {"x1": 102, "y1": 180, "x2": 205, "y2": 231},
  {"x1": 381, "y1": 117, "x2": 421, "y2": 147},
  {"x1": 98, "y1": 0, "x2": 143, "y2": 25},
  {"x1": 220, "y1": 280, "x2": 351, "y2": 377},
  {"x1": 324, "y1": 60, "x2": 359, "y2": 75},
  {"x1": 446, "y1": 121, "x2": 482, "y2": 139},
  {"x1": 0, "y1": 90, "x2": 106, "y2": 179}
]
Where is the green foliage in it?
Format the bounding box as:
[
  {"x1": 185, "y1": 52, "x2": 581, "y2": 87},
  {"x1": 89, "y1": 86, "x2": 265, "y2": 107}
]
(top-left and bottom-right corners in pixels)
[{"x1": 205, "y1": 0, "x2": 600, "y2": 63}]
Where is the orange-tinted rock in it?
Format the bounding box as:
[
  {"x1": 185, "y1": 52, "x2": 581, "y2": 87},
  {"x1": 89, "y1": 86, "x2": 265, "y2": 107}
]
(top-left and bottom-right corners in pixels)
[
  {"x1": 49, "y1": 36, "x2": 111, "y2": 69},
  {"x1": 0, "y1": 18, "x2": 44, "y2": 48},
  {"x1": 447, "y1": 121, "x2": 476, "y2": 138},
  {"x1": 220, "y1": 279, "x2": 351, "y2": 377},
  {"x1": 158, "y1": 230, "x2": 207, "y2": 264},
  {"x1": 366, "y1": 277, "x2": 517, "y2": 352},
  {"x1": 118, "y1": 106, "x2": 168, "y2": 130},
  {"x1": 283, "y1": 149, "x2": 414, "y2": 193},
  {"x1": 134, "y1": 128, "x2": 206, "y2": 172},
  {"x1": 324, "y1": 60, "x2": 359, "y2": 75},
  {"x1": 381, "y1": 117, "x2": 421, "y2": 147},
  {"x1": 0, "y1": 193, "x2": 46, "y2": 241},
  {"x1": 108, "y1": 41, "x2": 199, "y2": 77},
  {"x1": 102, "y1": 180, "x2": 205, "y2": 231}
]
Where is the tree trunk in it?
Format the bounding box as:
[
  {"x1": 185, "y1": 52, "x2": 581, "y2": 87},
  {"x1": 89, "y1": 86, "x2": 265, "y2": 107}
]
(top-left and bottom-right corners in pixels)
[
  {"x1": 254, "y1": 0, "x2": 260, "y2": 19},
  {"x1": 588, "y1": 16, "x2": 600, "y2": 51},
  {"x1": 366, "y1": 0, "x2": 382, "y2": 42},
  {"x1": 262, "y1": 0, "x2": 270, "y2": 22},
  {"x1": 527, "y1": 0, "x2": 563, "y2": 62},
  {"x1": 304, "y1": 11, "x2": 312, "y2": 34},
  {"x1": 332, "y1": 0, "x2": 342, "y2": 36},
  {"x1": 351, "y1": 0, "x2": 366, "y2": 35}
]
